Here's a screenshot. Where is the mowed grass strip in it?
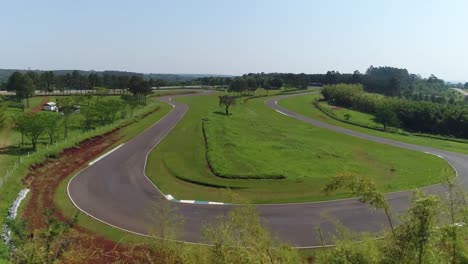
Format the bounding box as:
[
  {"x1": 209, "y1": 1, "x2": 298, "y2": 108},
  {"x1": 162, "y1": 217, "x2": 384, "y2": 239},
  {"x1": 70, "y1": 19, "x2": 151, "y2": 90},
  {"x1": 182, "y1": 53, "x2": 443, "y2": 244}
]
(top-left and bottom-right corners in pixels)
[
  {"x1": 146, "y1": 93, "x2": 453, "y2": 204},
  {"x1": 279, "y1": 94, "x2": 468, "y2": 155}
]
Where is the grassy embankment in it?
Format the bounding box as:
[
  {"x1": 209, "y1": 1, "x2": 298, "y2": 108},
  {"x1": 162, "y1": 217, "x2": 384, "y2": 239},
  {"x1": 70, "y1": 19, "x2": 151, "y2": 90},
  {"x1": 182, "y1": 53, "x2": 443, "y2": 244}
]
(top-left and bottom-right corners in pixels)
[
  {"x1": 0, "y1": 92, "x2": 181, "y2": 254},
  {"x1": 53, "y1": 90, "x2": 200, "y2": 243},
  {"x1": 145, "y1": 90, "x2": 453, "y2": 205},
  {"x1": 279, "y1": 93, "x2": 468, "y2": 155}
]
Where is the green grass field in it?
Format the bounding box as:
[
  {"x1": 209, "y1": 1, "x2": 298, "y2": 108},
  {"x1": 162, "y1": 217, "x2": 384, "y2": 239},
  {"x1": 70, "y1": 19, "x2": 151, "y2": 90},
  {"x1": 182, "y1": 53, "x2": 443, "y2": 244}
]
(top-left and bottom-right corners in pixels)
[
  {"x1": 145, "y1": 92, "x2": 453, "y2": 204},
  {"x1": 318, "y1": 102, "x2": 381, "y2": 128},
  {"x1": 279, "y1": 94, "x2": 468, "y2": 154}
]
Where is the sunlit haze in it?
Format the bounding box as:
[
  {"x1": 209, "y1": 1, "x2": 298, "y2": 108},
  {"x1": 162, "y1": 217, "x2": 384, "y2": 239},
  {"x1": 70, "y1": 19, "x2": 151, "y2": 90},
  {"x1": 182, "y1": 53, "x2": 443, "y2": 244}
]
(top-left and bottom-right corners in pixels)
[{"x1": 1, "y1": 0, "x2": 467, "y2": 80}]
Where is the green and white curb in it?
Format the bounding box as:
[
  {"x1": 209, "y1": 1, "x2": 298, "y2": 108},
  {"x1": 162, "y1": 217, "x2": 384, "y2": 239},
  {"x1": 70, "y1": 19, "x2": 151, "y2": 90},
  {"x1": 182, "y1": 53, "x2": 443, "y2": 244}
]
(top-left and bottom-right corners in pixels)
[{"x1": 165, "y1": 194, "x2": 227, "y2": 205}]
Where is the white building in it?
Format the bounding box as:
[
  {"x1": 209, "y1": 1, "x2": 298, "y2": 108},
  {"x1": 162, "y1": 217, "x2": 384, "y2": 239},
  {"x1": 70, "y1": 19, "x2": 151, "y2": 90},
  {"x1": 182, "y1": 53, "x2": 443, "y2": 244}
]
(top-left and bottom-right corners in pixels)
[{"x1": 42, "y1": 102, "x2": 58, "y2": 112}]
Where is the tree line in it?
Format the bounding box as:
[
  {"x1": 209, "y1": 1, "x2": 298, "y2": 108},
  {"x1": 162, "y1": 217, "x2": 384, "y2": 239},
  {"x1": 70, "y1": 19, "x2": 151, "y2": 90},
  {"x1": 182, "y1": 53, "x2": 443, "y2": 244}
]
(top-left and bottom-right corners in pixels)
[
  {"x1": 239, "y1": 67, "x2": 450, "y2": 98},
  {"x1": 10, "y1": 92, "x2": 150, "y2": 150},
  {"x1": 2, "y1": 66, "x2": 453, "y2": 100},
  {"x1": 4, "y1": 71, "x2": 157, "y2": 109},
  {"x1": 322, "y1": 84, "x2": 468, "y2": 138}
]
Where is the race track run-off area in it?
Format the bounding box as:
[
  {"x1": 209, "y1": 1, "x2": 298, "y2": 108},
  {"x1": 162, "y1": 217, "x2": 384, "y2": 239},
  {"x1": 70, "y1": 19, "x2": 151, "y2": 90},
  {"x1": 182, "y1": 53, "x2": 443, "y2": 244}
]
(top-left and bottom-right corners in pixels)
[{"x1": 67, "y1": 91, "x2": 468, "y2": 248}]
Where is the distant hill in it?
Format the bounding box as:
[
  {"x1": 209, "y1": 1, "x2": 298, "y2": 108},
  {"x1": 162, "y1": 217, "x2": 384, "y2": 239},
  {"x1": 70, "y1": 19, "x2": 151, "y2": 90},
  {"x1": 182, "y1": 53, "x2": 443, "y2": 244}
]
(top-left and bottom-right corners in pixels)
[{"x1": 0, "y1": 69, "x2": 232, "y2": 82}]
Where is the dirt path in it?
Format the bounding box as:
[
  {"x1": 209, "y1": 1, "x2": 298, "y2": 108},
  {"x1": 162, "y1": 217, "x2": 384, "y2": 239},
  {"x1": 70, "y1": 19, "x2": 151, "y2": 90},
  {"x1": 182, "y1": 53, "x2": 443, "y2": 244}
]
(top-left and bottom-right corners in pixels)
[{"x1": 31, "y1": 96, "x2": 50, "y2": 113}]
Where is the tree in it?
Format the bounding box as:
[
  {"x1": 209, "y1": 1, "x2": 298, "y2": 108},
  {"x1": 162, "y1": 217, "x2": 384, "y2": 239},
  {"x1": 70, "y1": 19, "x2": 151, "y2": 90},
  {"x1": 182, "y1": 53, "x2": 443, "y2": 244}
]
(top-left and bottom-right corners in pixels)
[
  {"x1": 13, "y1": 112, "x2": 47, "y2": 150},
  {"x1": 128, "y1": 75, "x2": 151, "y2": 103},
  {"x1": 324, "y1": 173, "x2": 396, "y2": 237},
  {"x1": 39, "y1": 71, "x2": 55, "y2": 94},
  {"x1": 87, "y1": 73, "x2": 101, "y2": 89},
  {"x1": 464, "y1": 82, "x2": 468, "y2": 89},
  {"x1": 122, "y1": 95, "x2": 141, "y2": 117},
  {"x1": 352, "y1": 70, "x2": 363, "y2": 84},
  {"x1": 94, "y1": 99, "x2": 123, "y2": 125},
  {"x1": 325, "y1": 71, "x2": 338, "y2": 85},
  {"x1": 374, "y1": 103, "x2": 399, "y2": 130},
  {"x1": 203, "y1": 206, "x2": 303, "y2": 264},
  {"x1": 245, "y1": 77, "x2": 258, "y2": 95},
  {"x1": 57, "y1": 97, "x2": 76, "y2": 138},
  {"x1": 219, "y1": 95, "x2": 236, "y2": 115},
  {"x1": 270, "y1": 77, "x2": 283, "y2": 89},
  {"x1": 389, "y1": 76, "x2": 402, "y2": 97},
  {"x1": 228, "y1": 78, "x2": 247, "y2": 95},
  {"x1": 0, "y1": 105, "x2": 7, "y2": 128},
  {"x1": 6, "y1": 72, "x2": 35, "y2": 107},
  {"x1": 42, "y1": 111, "x2": 61, "y2": 144},
  {"x1": 382, "y1": 191, "x2": 440, "y2": 264}
]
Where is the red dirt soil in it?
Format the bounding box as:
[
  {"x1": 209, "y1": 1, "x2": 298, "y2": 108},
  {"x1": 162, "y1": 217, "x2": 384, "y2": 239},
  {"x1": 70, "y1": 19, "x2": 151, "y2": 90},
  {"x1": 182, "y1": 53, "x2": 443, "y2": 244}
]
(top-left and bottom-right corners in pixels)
[
  {"x1": 31, "y1": 96, "x2": 50, "y2": 113},
  {"x1": 21, "y1": 129, "x2": 146, "y2": 263}
]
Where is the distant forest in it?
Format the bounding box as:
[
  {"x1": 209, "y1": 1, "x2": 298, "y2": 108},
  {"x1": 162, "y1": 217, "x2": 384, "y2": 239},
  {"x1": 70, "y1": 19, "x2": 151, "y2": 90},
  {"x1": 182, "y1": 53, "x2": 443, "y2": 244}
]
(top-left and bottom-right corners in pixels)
[
  {"x1": 0, "y1": 69, "x2": 230, "y2": 84},
  {"x1": 1, "y1": 66, "x2": 466, "y2": 100}
]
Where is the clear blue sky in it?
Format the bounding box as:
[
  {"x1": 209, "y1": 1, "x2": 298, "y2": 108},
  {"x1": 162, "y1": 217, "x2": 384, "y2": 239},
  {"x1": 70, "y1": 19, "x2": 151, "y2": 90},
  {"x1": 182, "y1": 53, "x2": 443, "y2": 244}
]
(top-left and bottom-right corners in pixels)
[{"x1": 1, "y1": 0, "x2": 467, "y2": 81}]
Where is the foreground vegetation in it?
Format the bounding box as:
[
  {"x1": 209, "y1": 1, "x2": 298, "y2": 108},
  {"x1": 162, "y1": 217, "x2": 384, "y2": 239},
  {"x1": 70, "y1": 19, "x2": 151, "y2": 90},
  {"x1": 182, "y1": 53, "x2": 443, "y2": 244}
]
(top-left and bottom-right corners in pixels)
[
  {"x1": 146, "y1": 90, "x2": 452, "y2": 203},
  {"x1": 5, "y1": 173, "x2": 468, "y2": 264}
]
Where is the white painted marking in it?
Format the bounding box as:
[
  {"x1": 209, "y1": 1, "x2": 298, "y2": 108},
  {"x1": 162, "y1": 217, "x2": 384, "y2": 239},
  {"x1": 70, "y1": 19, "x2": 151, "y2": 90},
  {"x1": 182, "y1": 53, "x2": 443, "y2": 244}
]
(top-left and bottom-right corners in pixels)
[
  {"x1": 208, "y1": 201, "x2": 224, "y2": 205},
  {"x1": 89, "y1": 144, "x2": 124, "y2": 166},
  {"x1": 180, "y1": 200, "x2": 195, "y2": 204},
  {"x1": 2, "y1": 188, "x2": 30, "y2": 244},
  {"x1": 166, "y1": 194, "x2": 174, "y2": 200},
  {"x1": 275, "y1": 109, "x2": 289, "y2": 116},
  {"x1": 425, "y1": 152, "x2": 443, "y2": 159},
  {"x1": 424, "y1": 151, "x2": 459, "y2": 178},
  {"x1": 170, "y1": 103, "x2": 175, "y2": 108}
]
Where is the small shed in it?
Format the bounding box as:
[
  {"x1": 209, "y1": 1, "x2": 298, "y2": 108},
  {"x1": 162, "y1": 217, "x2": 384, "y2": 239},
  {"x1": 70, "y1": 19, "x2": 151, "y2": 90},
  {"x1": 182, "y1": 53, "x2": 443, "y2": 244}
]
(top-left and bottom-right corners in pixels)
[{"x1": 43, "y1": 102, "x2": 58, "y2": 112}]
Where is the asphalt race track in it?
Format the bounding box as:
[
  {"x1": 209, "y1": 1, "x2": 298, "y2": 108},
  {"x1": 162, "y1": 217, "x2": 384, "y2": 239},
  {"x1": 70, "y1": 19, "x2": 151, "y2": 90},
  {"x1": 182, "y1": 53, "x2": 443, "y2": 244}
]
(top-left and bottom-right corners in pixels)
[{"x1": 68, "y1": 91, "x2": 468, "y2": 247}]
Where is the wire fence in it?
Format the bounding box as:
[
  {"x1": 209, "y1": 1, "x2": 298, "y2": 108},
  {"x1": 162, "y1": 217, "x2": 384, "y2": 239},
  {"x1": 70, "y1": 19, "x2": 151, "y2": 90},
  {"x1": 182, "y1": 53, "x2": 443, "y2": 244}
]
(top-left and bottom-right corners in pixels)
[{"x1": 0, "y1": 102, "x2": 159, "y2": 190}]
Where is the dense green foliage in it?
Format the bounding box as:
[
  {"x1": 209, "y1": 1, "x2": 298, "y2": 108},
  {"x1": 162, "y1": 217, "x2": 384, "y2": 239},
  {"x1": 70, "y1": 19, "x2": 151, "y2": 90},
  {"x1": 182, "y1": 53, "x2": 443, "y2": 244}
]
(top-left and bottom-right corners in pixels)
[
  {"x1": 5, "y1": 72, "x2": 35, "y2": 107},
  {"x1": 322, "y1": 84, "x2": 468, "y2": 138}
]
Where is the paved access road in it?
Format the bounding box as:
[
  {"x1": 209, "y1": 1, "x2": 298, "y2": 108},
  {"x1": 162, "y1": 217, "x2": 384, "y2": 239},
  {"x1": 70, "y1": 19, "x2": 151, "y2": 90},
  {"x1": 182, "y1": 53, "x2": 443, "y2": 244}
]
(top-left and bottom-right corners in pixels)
[
  {"x1": 68, "y1": 91, "x2": 468, "y2": 247},
  {"x1": 451, "y1": 88, "x2": 468, "y2": 97}
]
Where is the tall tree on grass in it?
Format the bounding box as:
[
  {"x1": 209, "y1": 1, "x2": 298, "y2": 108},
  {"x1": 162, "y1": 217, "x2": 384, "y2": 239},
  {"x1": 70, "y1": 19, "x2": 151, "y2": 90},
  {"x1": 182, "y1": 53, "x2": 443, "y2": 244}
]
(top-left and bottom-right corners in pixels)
[
  {"x1": 56, "y1": 97, "x2": 76, "y2": 138},
  {"x1": 219, "y1": 95, "x2": 236, "y2": 115},
  {"x1": 228, "y1": 78, "x2": 247, "y2": 95},
  {"x1": 13, "y1": 112, "x2": 47, "y2": 150},
  {"x1": 246, "y1": 77, "x2": 258, "y2": 95},
  {"x1": 323, "y1": 173, "x2": 396, "y2": 237},
  {"x1": 42, "y1": 111, "x2": 61, "y2": 144},
  {"x1": 6, "y1": 72, "x2": 35, "y2": 108},
  {"x1": 128, "y1": 75, "x2": 151, "y2": 104},
  {"x1": 39, "y1": 71, "x2": 55, "y2": 94},
  {"x1": 122, "y1": 95, "x2": 141, "y2": 117},
  {"x1": 375, "y1": 103, "x2": 399, "y2": 131}
]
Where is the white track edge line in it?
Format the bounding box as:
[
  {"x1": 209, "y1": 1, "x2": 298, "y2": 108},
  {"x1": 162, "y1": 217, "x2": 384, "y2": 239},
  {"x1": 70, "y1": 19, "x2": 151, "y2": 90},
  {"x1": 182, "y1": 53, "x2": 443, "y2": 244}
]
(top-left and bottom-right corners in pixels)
[{"x1": 88, "y1": 144, "x2": 124, "y2": 166}]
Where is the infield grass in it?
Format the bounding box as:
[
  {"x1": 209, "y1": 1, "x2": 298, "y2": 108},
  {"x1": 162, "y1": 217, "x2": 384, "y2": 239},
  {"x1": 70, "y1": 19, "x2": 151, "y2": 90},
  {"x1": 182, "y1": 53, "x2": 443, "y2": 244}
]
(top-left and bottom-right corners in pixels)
[{"x1": 145, "y1": 92, "x2": 453, "y2": 204}]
